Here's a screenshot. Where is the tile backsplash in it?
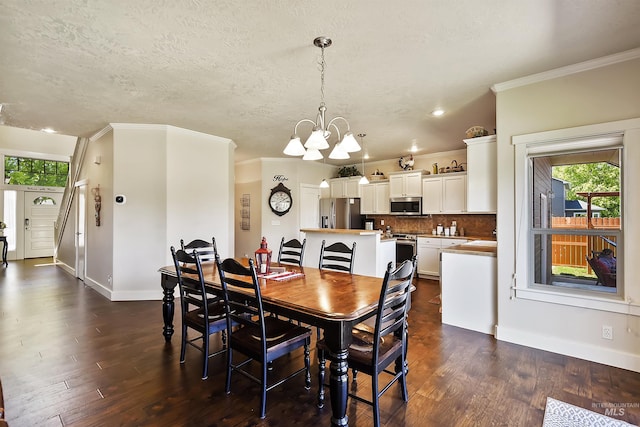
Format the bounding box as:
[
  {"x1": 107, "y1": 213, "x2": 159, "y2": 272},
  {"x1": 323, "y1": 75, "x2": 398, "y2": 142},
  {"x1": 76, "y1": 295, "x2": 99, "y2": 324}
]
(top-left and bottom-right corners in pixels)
[{"x1": 366, "y1": 214, "x2": 496, "y2": 238}]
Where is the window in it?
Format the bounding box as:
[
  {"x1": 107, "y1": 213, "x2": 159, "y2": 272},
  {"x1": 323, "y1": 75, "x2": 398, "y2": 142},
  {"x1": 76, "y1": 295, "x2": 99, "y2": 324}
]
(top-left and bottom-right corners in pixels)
[
  {"x1": 4, "y1": 155, "x2": 69, "y2": 187},
  {"x1": 512, "y1": 121, "x2": 637, "y2": 312},
  {"x1": 530, "y1": 150, "x2": 621, "y2": 296}
]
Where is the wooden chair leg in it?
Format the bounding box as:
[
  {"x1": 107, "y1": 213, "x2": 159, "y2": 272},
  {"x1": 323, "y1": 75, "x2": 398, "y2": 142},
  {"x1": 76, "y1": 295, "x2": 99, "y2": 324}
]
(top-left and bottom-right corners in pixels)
[
  {"x1": 372, "y1": 372, "x2": 380, "y2": 427},
  {"x1": 260, "y1": 360, "x2": 268, "y2": 419},
  {"x1": 225, "y1": 350, "x2": 232, "y2": 394},
  {"x1": 180, "y1": 325, "x2": 187, "y2": 363},
  {"x1": 202, "y1": 332, "x2": 209, "y2": 380}
]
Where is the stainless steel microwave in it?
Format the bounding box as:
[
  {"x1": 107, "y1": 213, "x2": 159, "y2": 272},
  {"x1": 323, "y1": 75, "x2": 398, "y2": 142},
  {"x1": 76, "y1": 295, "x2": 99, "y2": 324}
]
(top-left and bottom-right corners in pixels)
[{"x1": 390, "y1": 197, "x2": 422, "y2": 215}]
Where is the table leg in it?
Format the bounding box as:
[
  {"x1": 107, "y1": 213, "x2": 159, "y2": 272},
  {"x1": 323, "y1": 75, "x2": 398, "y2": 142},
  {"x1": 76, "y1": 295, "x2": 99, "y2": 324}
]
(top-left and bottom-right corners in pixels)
[
  {"x1": 161, "y1": 273, "x2": 178, "y2": 342},
  {"x1": 328, "y1": 348, "x2": 349, "y2": 427}
]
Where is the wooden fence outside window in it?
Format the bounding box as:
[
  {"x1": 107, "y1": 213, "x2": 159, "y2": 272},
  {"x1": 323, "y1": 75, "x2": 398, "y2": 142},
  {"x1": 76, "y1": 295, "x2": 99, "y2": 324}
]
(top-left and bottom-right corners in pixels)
[{"x1": 551, "y1": 217, "x2": 619, "y2": 270}]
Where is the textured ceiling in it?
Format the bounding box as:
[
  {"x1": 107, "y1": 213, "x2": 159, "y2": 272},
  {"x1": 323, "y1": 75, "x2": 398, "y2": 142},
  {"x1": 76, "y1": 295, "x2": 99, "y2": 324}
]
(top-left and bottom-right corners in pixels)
[{"x1": 1, "y1": 0, "x2": 639, "y2": 164}]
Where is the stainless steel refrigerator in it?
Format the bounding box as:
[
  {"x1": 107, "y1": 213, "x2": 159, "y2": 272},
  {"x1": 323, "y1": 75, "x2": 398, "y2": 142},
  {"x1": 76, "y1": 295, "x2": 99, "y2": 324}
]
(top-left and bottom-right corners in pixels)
[{"x1": 319, "y1": 198, "x2": 364, "y2": 229}]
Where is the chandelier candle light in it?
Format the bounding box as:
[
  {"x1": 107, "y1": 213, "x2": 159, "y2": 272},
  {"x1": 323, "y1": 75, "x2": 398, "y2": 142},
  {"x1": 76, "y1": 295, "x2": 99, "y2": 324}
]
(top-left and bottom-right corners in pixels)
[{"x1": 283, "y1": 37, "x2": 360, "y2": 160}]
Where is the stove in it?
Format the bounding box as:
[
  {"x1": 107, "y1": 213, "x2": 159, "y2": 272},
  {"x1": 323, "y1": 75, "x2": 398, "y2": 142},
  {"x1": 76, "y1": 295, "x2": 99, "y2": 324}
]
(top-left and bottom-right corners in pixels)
[
  {"x1": 393, "y1": 233, "x2": 417, "y2": 264},
  {"x1": 392, "y1": 233, "x2": 417, "y2": 241}
]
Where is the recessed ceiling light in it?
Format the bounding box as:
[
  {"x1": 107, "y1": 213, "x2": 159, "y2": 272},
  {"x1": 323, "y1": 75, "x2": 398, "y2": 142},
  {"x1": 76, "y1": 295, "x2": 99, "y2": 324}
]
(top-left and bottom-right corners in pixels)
[
  {"x1": 431, "y1": 109, "x2": 445, "y2": 117},
  {"x1": 410, "y1": 145, "x2": 418, "y2": 153},
  {"x1": 41, "y1": 128, "x2": 56, "y2": 133}
]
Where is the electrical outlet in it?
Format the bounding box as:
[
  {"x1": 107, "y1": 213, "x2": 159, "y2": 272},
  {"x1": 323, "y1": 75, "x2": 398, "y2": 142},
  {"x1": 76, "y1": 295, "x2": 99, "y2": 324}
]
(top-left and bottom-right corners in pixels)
[
  {"x1": 602, "y1": 325, "x2": 613, "y2": 340},
  {"x1": 380, "y1": 220, "x2": 384, "y2": 226}
]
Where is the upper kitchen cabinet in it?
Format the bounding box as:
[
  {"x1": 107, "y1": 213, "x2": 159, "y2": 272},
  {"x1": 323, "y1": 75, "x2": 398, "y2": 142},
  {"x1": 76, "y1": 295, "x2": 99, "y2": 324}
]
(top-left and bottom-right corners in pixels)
[
  {"x1": 388, "y1": 170, "x2": 423, "y2": 197},
  {"x1": 330, "y1": 177, "x2": 362, "y2": 198},
  {"x1": 464, "y1": 135, "x2": 496, "y2": 213},
  {"x1": 422, "y1": 173, "x2": 467, "y2": 214},
  {"x1": 361, "y1": 181, "x2": 390, "y2": 214}
]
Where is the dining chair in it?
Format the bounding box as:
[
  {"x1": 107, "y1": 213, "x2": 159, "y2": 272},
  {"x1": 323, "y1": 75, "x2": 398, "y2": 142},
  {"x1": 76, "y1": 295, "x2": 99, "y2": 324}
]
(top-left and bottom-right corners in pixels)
[
  {"x1": 215, "y1": 254, "x2": 312, "y2": 419},
  {"x1": 317, "y1": 256, "x2": 416, "y2": 427},
  {"x1": 180, "y1": 237, "x2": 218, "y2": 261},
  {"x1": 277, "y1": 237, "x2": 306, "y2": 267},
  {"x1": 318, "y1": 240, "x2": 356, "y2": 273},
  {"x1": 170, "y1": 246, "x2": 229, "y2": 380}
]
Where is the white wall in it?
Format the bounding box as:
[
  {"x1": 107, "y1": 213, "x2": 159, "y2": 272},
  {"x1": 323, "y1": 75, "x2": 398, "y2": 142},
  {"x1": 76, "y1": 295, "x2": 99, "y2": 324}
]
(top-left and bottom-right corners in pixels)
[
  {"x1": 0, "y1": 125, "x2": 76, "y2": 156},
  {"x1": 54, "y1": 124, "x2": 235, "y2": 301},
  {"x1": 495, "y1": 54, "x2": 640, "y2": 371},
  {"x1": 165, "y1": 125, "x2": 235, "y2": 260},
  {"x1": 234, "y1": 157, "x2": 334, "y2": 259}
]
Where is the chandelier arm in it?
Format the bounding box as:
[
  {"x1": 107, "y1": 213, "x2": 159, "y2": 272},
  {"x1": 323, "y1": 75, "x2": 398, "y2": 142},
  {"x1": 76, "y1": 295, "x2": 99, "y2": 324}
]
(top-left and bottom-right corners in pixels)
[
  {"x1": 293, "y1": 118, "x2": 319, "y2": 135},
  {"x1": 327, "y1": 122, "x2": 342, "y2": 142},
  {"x1": 326, "y1": 116, "x2": 351, "y2": 132}
]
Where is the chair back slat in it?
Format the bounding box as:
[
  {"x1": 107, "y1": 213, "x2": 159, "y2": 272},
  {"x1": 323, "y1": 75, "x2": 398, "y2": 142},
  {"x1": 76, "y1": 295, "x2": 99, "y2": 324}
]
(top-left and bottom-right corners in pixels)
[
  {"x1": 215, "y1": 256, "x2": 267, "y2": 352},
  {"x1": 171, "y1": 246, "x2": 212, "y2": 319},
  {"x1": 372, "y1": 257, "x2": 416, "y2": 358},
  {"x1": 181, "y1": 237, "x2": 218, "y2": 261},
  {"x1": 319, "y1": 240, "x2": 356, "y2": 273},
  {"x1": 278, "y1": 237, "x2": 306, "y2": 266}
]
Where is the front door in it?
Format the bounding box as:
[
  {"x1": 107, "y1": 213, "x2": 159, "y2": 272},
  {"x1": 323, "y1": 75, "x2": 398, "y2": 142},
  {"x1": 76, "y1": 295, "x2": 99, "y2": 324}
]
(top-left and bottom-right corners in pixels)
[{"x1": 24, "y1": 191, "x2": 62, "y2": 258}]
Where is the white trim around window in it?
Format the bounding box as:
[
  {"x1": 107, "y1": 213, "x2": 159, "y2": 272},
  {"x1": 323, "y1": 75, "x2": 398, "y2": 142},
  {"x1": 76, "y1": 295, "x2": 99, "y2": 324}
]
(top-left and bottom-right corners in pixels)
[{"x1": 512, "y1": 118, "x2": 640, "y2": 316}]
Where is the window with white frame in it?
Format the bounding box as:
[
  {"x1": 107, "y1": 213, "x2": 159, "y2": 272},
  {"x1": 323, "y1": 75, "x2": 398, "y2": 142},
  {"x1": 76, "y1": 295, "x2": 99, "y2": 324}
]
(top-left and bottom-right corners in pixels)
[{"x1": 513, "y1": 127, "x2": 629, "y2": 310}]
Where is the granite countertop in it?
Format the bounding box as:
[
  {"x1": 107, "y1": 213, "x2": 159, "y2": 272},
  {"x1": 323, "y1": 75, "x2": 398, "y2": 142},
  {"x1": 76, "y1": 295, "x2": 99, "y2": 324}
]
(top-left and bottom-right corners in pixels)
[
  {"x1": 416, "y1": 234, "x2": 494, "y2": 241},
  {"x1": 300, "y1": 228, "x2": 382, "y2": 236},
  {"x1": 440, "y1": 240, "x2": 497, "y2": 257}
]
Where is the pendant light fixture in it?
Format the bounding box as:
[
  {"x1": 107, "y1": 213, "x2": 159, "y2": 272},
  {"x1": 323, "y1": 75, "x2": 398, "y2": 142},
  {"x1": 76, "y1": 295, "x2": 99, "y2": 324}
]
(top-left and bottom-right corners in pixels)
[
  {"x1": 283, "y1": 36, "x2": 360, "y2": 160},
  {"x1": 358, "y1": 133, "x2": 369, "y2": 185}
]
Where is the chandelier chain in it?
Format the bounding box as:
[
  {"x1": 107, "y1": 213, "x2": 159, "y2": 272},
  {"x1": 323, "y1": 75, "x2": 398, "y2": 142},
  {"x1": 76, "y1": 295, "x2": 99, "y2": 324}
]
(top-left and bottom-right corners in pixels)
[{"x1": 319, "y1": 44, "x2": 326, "y2": 107}]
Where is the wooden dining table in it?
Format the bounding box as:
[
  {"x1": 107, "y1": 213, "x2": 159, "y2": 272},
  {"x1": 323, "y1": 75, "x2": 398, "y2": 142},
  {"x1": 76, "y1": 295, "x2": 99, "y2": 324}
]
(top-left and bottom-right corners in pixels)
[{"x1": 158, "y1": 260, "x2": 390, "y2": 427}]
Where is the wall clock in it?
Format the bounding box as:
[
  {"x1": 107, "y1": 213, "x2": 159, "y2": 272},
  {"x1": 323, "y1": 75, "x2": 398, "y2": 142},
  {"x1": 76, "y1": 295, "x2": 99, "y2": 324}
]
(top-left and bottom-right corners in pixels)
[{"x1": 268, "y1": 183, "x2": 292, "y2": 216}]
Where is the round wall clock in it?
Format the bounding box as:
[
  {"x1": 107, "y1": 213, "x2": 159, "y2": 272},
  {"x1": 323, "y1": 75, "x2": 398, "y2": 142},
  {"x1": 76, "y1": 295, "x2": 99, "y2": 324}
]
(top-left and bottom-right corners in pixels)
[{"x1": 268, "y1": 183, "x2": 292, "y2": 216}]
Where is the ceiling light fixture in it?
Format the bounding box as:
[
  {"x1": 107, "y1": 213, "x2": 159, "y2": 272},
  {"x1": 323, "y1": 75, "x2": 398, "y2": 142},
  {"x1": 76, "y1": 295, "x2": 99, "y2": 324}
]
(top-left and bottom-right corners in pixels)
[
  {"x1": 284, "y1": 36, "x2": 360, "y2": 160},
  {"x1": 41, "y1": 128, "x2": 56, "y2": 133},
  {"x1": 358, "y1": 133, "x2": 369, "y2": 185},
  {"x1": 431, "y1": 109, "x2": 445, "y2": 117}
]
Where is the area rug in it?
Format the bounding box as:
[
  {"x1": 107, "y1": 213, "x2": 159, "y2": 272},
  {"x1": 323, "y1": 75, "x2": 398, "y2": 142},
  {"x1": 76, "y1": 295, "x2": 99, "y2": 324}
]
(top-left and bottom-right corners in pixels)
[
  {"x1": 542, "y1": 397, "x2": 635, "y2": 427},
  {"x1": 428, "y1": 294, "x2": 441, "y2": 305}
]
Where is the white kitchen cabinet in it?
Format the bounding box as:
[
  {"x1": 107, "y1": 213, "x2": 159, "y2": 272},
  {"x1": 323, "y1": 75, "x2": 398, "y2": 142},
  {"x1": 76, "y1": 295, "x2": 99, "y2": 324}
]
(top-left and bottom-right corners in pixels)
[
  {"x1": 441, "y1": 250, "x2": 496, "y2": 335},
  {"x1": 422, "y1": 173, "x2": 467, "y2": 214},
  {"x1": 417, "y1": 237, "x2": 468, "y2": 277},
  {"x1": 464, "y1": 135, "x2": 496, "y2": 213},
  {"x1": 362, "y1": 181, "x2": 390, "y2": 214},
  {"x1": 330, "y1": 177, "x2": 361, "y2": 198},
  {"x1": 417, "y1": 237, "x2": 441, "y2": 277},
  {"x1": 388, "y1": 170, "x2": 423, "y2": 197}
]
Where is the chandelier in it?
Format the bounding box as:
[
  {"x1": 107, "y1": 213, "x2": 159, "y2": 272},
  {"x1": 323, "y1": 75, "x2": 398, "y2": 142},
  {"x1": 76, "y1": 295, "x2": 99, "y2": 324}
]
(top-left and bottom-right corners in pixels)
[{"x1": 283, "y1": 36, "x2": 360, "y2": 160}]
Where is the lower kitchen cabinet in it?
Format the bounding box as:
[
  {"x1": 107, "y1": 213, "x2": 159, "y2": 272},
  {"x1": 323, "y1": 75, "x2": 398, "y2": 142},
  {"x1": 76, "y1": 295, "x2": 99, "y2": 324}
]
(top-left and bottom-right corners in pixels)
[
  {"x1": 416, "y1": 237, "x2": 468, "y2": 277},
  {"x1": 441, "y1": 250, "x2": 496, "y2": 335}
]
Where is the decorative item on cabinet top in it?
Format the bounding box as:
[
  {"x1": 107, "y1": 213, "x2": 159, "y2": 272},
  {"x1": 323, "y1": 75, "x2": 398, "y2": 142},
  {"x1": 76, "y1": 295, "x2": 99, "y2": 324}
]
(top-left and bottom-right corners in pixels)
[
  {"x1": 337, "y1": 165, "x2": 361, "y2": 177},
  {"x1": 369, "y1": 169, "x2": 386, "y2": 181},
  {"x1": 439, "y1": 160, "x2": 466, "y2": 174},
  {"x1": 398, "y1": 155, "x2": 414, "y2": 171},
  {"x1": 465, "y1": 126, "x2": 489, "y2": 139}
]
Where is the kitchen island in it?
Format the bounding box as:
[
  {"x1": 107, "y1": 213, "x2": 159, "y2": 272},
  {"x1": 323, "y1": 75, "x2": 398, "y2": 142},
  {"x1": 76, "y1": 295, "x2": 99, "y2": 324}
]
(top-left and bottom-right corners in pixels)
[
  {"x1": 440, "y1": 240, "x2": 497, "y2": 335},
  {"x1": 300, "y1": 228, "x2": 396, "y2": 278}
]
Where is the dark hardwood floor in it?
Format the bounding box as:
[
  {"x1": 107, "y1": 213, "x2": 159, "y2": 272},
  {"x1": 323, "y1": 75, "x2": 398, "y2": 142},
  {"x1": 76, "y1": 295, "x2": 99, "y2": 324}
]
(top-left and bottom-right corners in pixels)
[{"x1": 1, "y1": 258, "x2": 639, "y2": 426}]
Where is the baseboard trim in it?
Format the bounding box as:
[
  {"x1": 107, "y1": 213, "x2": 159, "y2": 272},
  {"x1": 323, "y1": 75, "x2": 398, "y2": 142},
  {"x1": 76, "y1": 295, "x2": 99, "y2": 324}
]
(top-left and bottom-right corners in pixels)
[{"x1": 495, "y1": 325, "x2": 640, "y2": 373}]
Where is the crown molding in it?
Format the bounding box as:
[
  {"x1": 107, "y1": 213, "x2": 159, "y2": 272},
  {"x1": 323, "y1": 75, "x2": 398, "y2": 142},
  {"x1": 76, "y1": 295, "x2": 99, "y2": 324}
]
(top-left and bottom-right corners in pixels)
[{"x1": 492, "y1": 47, "x2": 640, "y2": 93}]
